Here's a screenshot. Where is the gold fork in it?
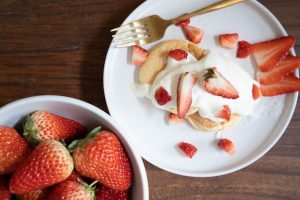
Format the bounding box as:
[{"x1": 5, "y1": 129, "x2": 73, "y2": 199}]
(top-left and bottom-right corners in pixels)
[{"x1": 111, "y1": 0, "x2": 245, "y2": 48}]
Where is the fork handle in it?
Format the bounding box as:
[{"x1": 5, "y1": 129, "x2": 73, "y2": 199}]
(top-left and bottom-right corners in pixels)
[{"x1": 171, "y1": 0, "x2": 245, "y2": 24}]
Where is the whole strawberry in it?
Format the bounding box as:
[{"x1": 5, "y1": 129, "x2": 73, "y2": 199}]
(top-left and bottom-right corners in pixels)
[
  {"x1": 9, "y1": 140, "x2": 74, "y2": 194},
  {"x1": 0, "y1": 178, "x2": 11, "y2": 200},
  {"x1": 18, "y1": 189, "x2": 47, "y2": 200},
  {"x1": 0, "y1": 126, "x2": 31, "y2": 175},
  {"x1": 47, "y1": 180, "x2": 95, "y2": 200},
  {"x1": 23, "y1": 111, "x2": 86, "y2": 146},
  {"x1": 96, "y1": 185, "x2": 129, "y2": 200},
  {"x1": 69, "y1": 127, "x2": 132, "y2": 191}
]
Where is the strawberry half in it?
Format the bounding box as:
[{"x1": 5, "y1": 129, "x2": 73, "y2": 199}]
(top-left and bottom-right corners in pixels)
[
  {"x1": 237, "y1": 36, "x2": 296, "y2": 72},
  {"x1": 175, "y1": 18, "x2": 190, "y2": 27},
  {"x1": 219, "y1": 33, "x2": 238, "y2": 49},
  {"x1": 236, "y1": 41, "x2": 252, "y2": 58},
  {"x1": 182, "y1": 25, "x2": 204, "y2": 44},
  {"x1": 203, "y1": 67, "x2": 239, "y2": 99},
  {"x1": 252, "y1": 84, "x2": 262, "y2": 100},
  {"x1": 260, "y1": 74, "x2": 300, "y2": 96},
  {"x1": 217, "y1": 138, "x2": 235, "y2": 154},
  {"x1": 168, "y1": 113, "x2": 184, "y2": 123},
  {"x1": 177, "y1": 72, "x2": 197, "y2": 119},
  {"x1": 216, "y1": 105, "x2": 231, "y2": 121},
  {"x1": 96, "y1": 185, "x2": 129, "y2": 200},
  {"x1": 168, "y1": 49, "x2": 188, "y2": 61},
  {"x1": 257, "y1": 54, "x2": 300, "y2": 85},
  {"x1": 178, "y1": 142, "x2": 197, "y2": 158},
  {"x1": 155, "y1": 87, "x2": 172, "y2": 105},
  {"x1": 131, "y1": 45, "x2": 149, "y2": 65}
]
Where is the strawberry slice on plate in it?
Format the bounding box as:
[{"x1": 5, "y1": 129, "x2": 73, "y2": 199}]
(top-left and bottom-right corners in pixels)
[
  {"x1": 155, "y1": 87, "x2": 172, "y2": 105},
  {"x1": 178, "y1": 142, "x2": 197, "y2": 158},
  {"x1": 177, "y1": 72, "x2": 197, "y2": 119},
  {"x1": 203, "y1": 67, "x2": 239, "y2": 99},
  {"x1": 237, "y1": 36, "x2": 296, "y2": 72},
  {"x1": 260, "y1": 74, "x2": 300, "y2": 96},
  {"x1": 218, "y1": 138, "x2": 235, "y2": 154},
  {"x1": 252, "y1": 84, "x2": 262, "y2": 100},
  {"x1": 257, "y1": 54, "x2": 300, "y2": 85},
  {"x1": 175, "y1": 18, "x2": 190, "y2": 27},
  {"x1": 219, "y1": 33, "x2": 238, "y2": 49},
  {"x1": 182, "y1": 25, "x2": 204, "y2": 44},
  {"x1": 132, "y1": 45, "x2": 148, "y2": 65},
  {"x1": 168, "y1": 49, "x2": 188, "y2": 61},
  {"x1": 216, "y1": 105, "x2": 231, "y2": 121}
]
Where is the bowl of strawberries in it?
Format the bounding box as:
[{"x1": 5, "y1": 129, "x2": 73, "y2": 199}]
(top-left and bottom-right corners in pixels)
[{"x1": 0, "y1": 95, "x2": 148, "y2": 200}]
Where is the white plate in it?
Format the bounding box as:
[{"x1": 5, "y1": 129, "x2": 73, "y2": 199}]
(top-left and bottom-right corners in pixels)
[{"x1": 104, "y1": 0, "x2": 298, "y2": 177}]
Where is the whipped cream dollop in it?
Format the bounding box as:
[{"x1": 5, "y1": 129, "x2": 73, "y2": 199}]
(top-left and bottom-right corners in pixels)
[{"x1": 132, "y1": 50, "x2": 259, "y2": 122}]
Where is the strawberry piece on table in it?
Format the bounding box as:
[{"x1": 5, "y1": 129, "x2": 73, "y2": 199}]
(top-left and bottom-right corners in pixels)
[
  {"x1": 203, "y1": 67, "x2": 239, "y2": 99},
  {"x1": 0, "y1": 126, "x2": 30, "y2": 175},
  {"x1": 96, "y1": 185, "x2": 129, "y2": 200},
  {"x1": 155, "y1": 87, "x2": 172, "y2": 105},
  {"x1": 0, "y1": 178, "x2": 11, "y2": 200},
  {"x1": 216, "y1": 105, "x2": 231, "y2": 122},
  {"x1": 9, "y1": 140, "x2": 74, "y2": 194},
  {"x1": 168, "y1": 49, "x2": 188, "y2": 61},
  {"x1": 257, "y1": 54, "x2": 300, "y2": 85},
  {"x1": 23, "y1": 111, "x2": 86, "y2": 146},
  {"x1": 219, "y1": 33, "x2": 238, "y2": 49},
  {"x1": 237, "y1": 36, "x2": 296, "y2": 72},
  {"x1": 69, "y1": 127, "x2": 132, "y2": 191},
  {"x1": 252, "y1": 84, "x2": 262, "y2": 100},
  {"x1": 47, "y1": 180, "x2": 96, "y2": 200},
  {"x1": 175, "y1": 18, "x2": 190, "y2": 27},
  {"x1": 178, "y1": 142, "x2": 197, "y2": 158},
  {"x1": 260, "y1": 74, "x2": 300, "y2": 96},
  {"x1": 218, "y1": 138, "x2": 235, "y2": 154},
  {"x1": 182, "y1": 25, "x2": 204, "y2": 44},
  {"x1": 131, "y1": 45, "x2": 148, "y2": 65},
  {"x1": 18, "y1": 189, "x2": 46, "y2": 200},
  {"x1": 168, "y1": 113, "x2": 184, "y2": 123},
  {"x1": 177, "y1": 72, "x2": 197, "y2": 119}
]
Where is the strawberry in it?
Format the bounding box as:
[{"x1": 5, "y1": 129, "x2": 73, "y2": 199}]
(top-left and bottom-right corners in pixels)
[
  {"x1": 0, "y1": 126, "x2": 30, "y2": 175},
  {"x1": 260, "y1": 74, "x2": 300, "y2": 96},
  {"x1": 168, "y1": 49, "x2": 188, "y2": 61},
  {"x1": 168, "y1": 113, "x2": 184, "y2": 123},
  {"x1": 216, "y1": 105, "x2": 231, "y2": 121},
  {"x1": 236, "y1": 40, "x2": 252, "y2": 58},
  {"x1": 175, "y1": 18, "x2": 190, "y2": 27},
  {"x1": 178, "y1": 142, "x2": 197, "y2": 158},
  {"x1": 47, "y1": 180, "x2": 96, "y2": 200},
  {"x1": 257, "y1": 54, "x2": 300, "y2": 85},
  {"x1": 219, "y1": 33, "x2": 238, "y2": 49},
  {"x1": 155, "y1": 87, "x2": 172, "y2": 105},
  {"x1": 237, "y1": 36, "x2": 296, "y2": 72},
  {"x1": 69, "y1": 127, "x2": 132, "y2": 191},
  {"x1": 0, "y1": 178, "x2": 11, "y2": 200},
  {"x1": 217, "y1": 138, "x2": 235, "y2": 154},
  {"x1": 177, "y1": 72, "x2": 197, "y2": 119},
  {"x1": 18, "y1": 189, "x2": 47, "y2": 200},
  {"x1": 9, "y1": 140, "x2": 74, "y2": 194},
  {"x1": 182, "y1": 25, "x2": 204, "y2": 44},
  {"x1": 203, "y1": 67, "x2": 239, "y2": 99},
  {"x1": 23, "y1": 111, "x2": 86, "y2": 146},
  {"x1": 252, "y1": 84, "x2": 262, "y2": 100},
  {"x1": 66, "y1": 170, "x2": 81, "y2": 182},
  {"x1": 131, "y1": 45, "x2": 148, "y2": 65},
  {"x1": 96, "y1": 185, "x2": 129, "y2": 200}
]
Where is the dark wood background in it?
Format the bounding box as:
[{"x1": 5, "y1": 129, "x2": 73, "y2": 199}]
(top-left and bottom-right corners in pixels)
[{"x1": 0, "y1": 0, "x2": 299, "y2": 199}]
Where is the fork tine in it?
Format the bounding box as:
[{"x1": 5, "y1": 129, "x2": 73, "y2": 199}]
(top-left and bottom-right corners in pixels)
[
  {"x1": 114, "y1": 36, "x2": 150, "y2": 48},
  {"x1": 110, "y1": 19, "x2": 145, "y2": 32},
  {"x1": 113, "y1": 33, "x2": 148, "y2": 43},
  {"x1": 110, "y1": 23, "x2": 132, "y2": 32},
  {"x1": 112, "y1": 28, "x2": 146, "y2": 38}
]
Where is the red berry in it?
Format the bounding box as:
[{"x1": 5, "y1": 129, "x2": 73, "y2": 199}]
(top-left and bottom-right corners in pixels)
[
  {"x1": 178, "y1": 142, "x2": 197, "y2": 158},
  {"x1": 168, "y1": 49, "x2": 188, "y2": 61},
  {"x1": 218, "y1": 139, "x2": 235, "y2": 154},
  {"x1": 155, "y1": 87, "x2": 172, "y2": 105},
  {"x1": 175, "y1": 19, "x2": 190, "y2": 27}
]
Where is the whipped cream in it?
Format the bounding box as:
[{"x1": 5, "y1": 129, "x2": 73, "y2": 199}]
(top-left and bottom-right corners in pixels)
[{"x1": 132, "y1": 50, "x2": 259, "y2": 122}]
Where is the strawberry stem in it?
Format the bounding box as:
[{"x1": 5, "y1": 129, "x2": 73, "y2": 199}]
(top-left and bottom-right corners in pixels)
[
  {"x1": 204, "y1": 68, "x2": 217, "y2": 80},
  {"x1": 23, "y1": 115, "x2": 40, "y2": 147}
]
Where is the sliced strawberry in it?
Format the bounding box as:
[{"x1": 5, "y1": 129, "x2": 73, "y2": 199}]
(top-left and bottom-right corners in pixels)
[
  {"x1": 168, "y1": 113, "x2": 184, "y2": 123},
  {"x1": 257, "y1": 54, "x2": 300, "y2": 85},
  {"x1": 132, "y1": 45, "x2": 148, "y2": 65},
  {"x1": 178, "y1": 142, "x2": 197, "y2": 158},
  {"x1": 177, "y1": 72, "x2": 197, "y2": 119},
  {"x1": 216, "y1": 105, "x2": 231, "y2": 121},
  {"x1": 203, "y1": 67, "x2": 239, "y2": 99},
  {"x1": 219, "y1": 33, "x2": 238, "y2": 49},
  {"x1": 218, "y1": 138, "x2": 235, "y2": 154},
  {"x1": 260, "y1": 74, "x2": 300, "y2": 96},
  {"x1": 182, "y1": 25, "x2": 204, "y2": 44},
  {"x1": 175, "y1": 18, "x2": 190, "y2": 27},
  {"x1": 168, "y1": 49, "x2": 188, "y2": 61},
  {"x1": 236, "y1": 40, "x2": 252, "y2": 58},
  {"x1": 155, "y1": 87, "x2": 172, "y2": 105},
  {"x1": 252, "y1": 84, "x2": 262, "y2": 100}
]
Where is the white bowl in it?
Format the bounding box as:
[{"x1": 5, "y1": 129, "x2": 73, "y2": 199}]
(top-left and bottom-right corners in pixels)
[{"x1": 0, "y1": 95, "x2": 149, "y2": 200}]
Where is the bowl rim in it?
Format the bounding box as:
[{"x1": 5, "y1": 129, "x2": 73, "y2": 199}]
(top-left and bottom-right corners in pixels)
[{"x1": 0, "y1": 95, "x2": 149, "y2": 200}]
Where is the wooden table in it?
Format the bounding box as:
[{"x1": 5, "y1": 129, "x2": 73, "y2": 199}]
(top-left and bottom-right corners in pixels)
[{"x1": 0, "y1": 0, "x2": 299, "y2": 199}]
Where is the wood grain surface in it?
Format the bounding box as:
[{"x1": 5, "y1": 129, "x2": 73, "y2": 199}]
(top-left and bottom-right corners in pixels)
[{"x1": 0, "y1": 0, "x2": 299, "y2": 199}]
